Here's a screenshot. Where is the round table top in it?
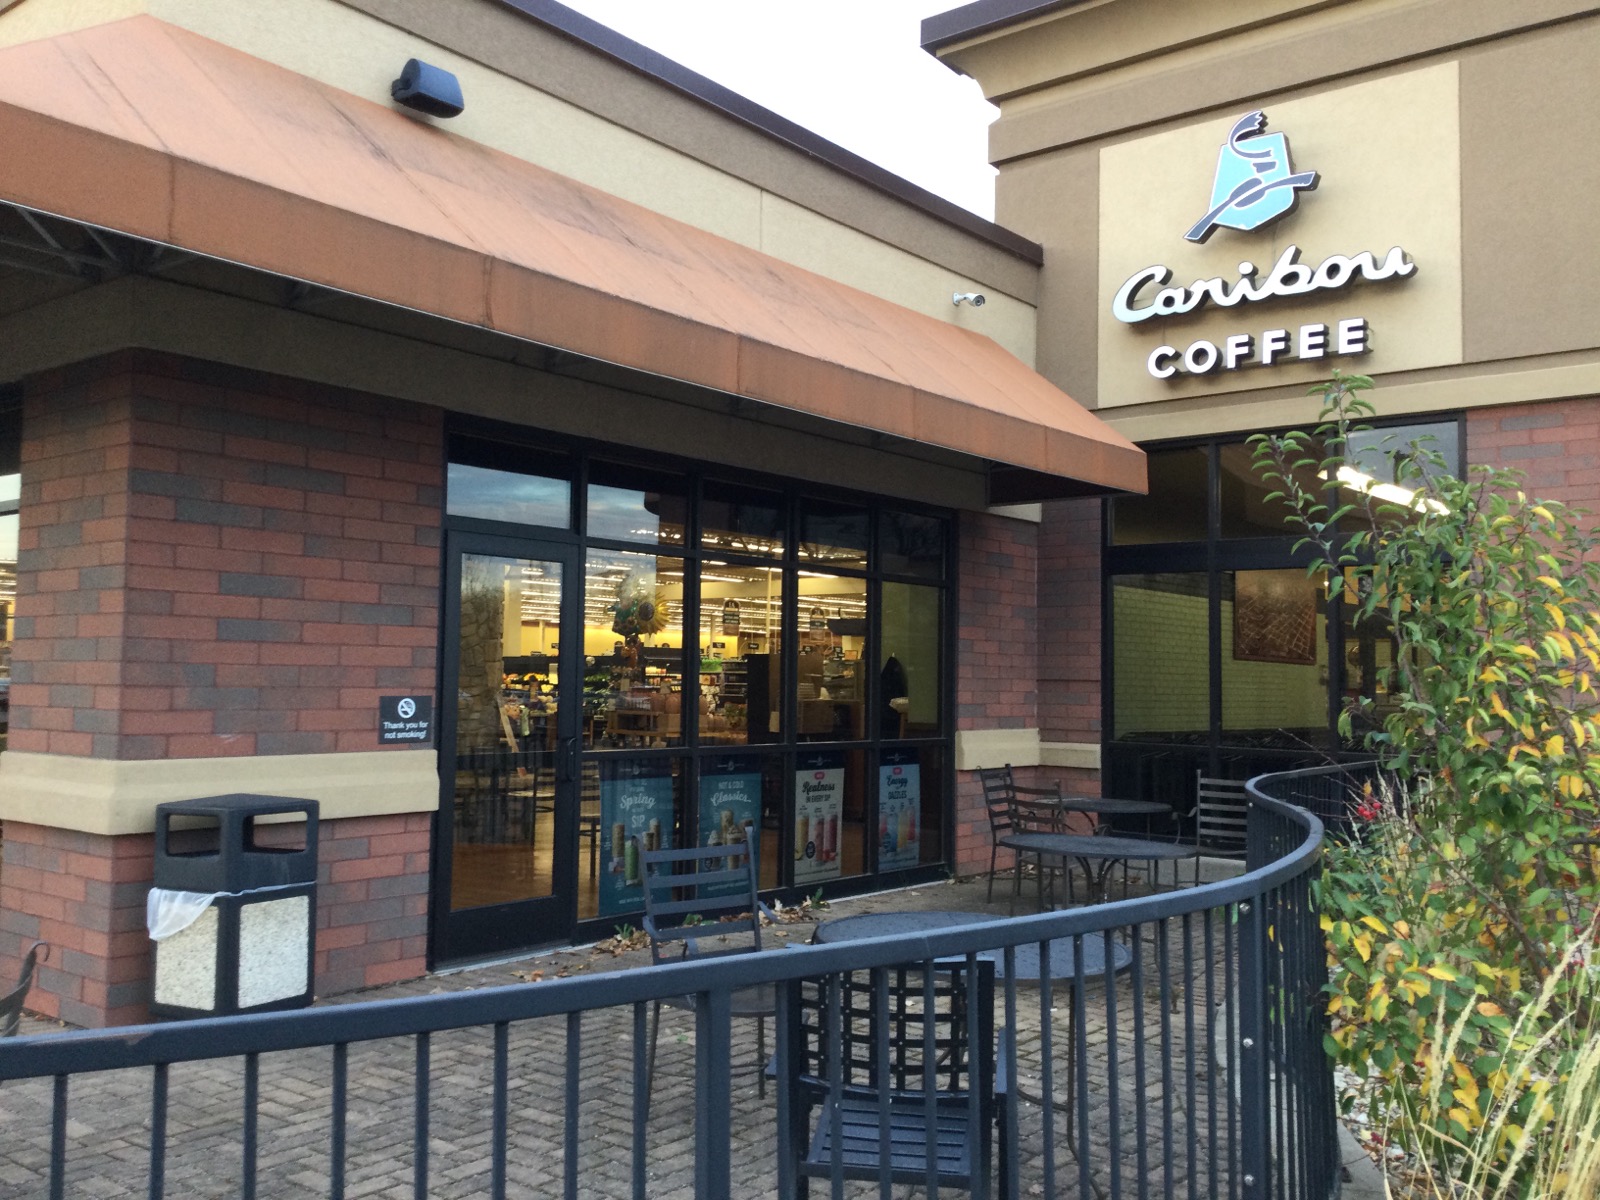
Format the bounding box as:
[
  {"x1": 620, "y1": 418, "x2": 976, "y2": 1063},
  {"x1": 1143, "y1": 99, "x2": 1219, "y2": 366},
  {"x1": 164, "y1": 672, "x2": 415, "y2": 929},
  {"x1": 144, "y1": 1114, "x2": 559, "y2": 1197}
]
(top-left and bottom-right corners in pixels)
[
  {"x1": 1002, "y1": 832, "x2": 1199, "y2": 862},
  {"x1": 812, "y1": 910, "x2": 1133, "y2": 982},
  {"x1": 1052, "y1": 796, "x2": 1172, "y2": 817}
]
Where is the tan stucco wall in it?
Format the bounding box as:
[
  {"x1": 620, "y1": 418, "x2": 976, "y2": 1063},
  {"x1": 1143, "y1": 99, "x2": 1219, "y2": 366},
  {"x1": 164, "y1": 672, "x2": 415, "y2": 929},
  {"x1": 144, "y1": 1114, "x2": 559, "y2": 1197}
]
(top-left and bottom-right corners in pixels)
[
  {"x1": 0, "y1": 0, "x2": 1040, "y2": 366},
  {"x1": 948, "y1": 0, "x2": 1600, "y2": 431}
]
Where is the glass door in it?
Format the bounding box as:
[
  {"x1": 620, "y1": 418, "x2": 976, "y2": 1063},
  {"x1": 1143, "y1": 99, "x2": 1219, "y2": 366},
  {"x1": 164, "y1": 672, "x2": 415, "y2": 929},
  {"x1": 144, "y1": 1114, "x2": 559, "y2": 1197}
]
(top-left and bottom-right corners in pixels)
[{"x1": 434, "y1": 533, "x2": 581, "y2": 962}]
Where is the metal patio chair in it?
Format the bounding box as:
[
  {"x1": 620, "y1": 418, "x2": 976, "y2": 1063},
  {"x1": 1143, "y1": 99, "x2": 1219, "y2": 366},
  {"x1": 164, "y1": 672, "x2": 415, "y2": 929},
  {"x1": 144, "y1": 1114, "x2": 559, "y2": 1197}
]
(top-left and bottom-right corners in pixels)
[
  {"x1": 1, "y1": 941, "x2": 49, "y2": 1038},
  {"x1": 779, "y1": 956, "x2": 1009, "y2": 1198},
  {"x1": 637, "y1": 837, "x2": 778, "y2": 1116}
]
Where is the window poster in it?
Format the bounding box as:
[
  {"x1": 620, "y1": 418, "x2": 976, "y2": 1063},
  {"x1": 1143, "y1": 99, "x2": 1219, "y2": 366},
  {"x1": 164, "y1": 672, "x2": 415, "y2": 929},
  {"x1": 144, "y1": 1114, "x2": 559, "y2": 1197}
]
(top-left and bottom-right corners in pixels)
[
  {"x1": 599, "y1": 758, "x2": 675, "y2": 917},
  {"x1": 794, "y1": 750, "x2": 844, "y2": 885},
  {"x1": 699, "y1": 757, "x2": 762, "y2": 897},
  {"x1": 878, "y1": 751, "x2": 920, "y2": 870}
]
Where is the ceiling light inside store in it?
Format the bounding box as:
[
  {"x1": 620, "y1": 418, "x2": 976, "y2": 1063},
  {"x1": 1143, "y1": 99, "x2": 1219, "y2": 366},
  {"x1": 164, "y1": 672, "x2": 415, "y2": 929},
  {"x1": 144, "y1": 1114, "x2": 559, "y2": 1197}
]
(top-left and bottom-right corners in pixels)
[{"x1": 1321, "y1": 466, "x2": 1448, "y2": 514}]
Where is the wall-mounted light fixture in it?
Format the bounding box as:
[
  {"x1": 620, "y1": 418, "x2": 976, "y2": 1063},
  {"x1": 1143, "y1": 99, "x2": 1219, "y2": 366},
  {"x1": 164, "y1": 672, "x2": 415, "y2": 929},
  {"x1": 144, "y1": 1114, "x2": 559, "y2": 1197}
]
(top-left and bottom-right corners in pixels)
[
  {"x1": 952, "y1": 292, "x2": 987, "y2": 307},
  {"x1": 391, "y1": 59, "x2": 464, "y2": 119}
]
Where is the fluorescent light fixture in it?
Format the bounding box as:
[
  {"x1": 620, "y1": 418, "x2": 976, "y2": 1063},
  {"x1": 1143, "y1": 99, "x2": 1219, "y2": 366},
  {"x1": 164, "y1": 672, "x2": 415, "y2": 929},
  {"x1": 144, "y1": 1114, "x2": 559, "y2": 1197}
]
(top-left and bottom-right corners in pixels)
[{"x1": 1323, "y1": 465, "x2": 1448, "y2": 514}]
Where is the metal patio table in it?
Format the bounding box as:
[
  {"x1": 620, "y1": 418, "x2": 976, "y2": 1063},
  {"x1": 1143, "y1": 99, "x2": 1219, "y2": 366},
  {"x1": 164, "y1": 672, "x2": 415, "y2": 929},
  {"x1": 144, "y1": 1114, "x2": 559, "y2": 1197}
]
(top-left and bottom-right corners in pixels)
[{"x1": 1002, "y1": 832, "x2": 1199, "y2": 905}]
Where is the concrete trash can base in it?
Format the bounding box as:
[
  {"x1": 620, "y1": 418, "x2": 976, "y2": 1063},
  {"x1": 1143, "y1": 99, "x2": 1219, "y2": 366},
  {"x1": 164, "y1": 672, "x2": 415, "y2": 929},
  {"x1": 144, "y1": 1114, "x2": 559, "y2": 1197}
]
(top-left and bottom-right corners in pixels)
[{"x1": 149, "y1": 795, "x2": 319, "y2": 1019}]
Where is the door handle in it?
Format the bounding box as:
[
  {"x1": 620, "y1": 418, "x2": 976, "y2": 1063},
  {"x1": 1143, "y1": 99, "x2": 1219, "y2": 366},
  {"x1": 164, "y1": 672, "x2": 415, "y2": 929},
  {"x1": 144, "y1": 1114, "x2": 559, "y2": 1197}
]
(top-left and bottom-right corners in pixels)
[{"x1": 559, "y1": 736, "x2": 578, "y2": 784}]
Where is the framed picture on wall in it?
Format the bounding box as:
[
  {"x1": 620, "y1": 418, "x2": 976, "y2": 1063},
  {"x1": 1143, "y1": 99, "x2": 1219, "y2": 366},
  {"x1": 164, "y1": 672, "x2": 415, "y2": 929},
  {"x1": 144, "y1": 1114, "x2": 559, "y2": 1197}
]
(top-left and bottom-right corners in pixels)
[{"x1": 1232, "y1": 570, "x2": 1317, "y2": 665}]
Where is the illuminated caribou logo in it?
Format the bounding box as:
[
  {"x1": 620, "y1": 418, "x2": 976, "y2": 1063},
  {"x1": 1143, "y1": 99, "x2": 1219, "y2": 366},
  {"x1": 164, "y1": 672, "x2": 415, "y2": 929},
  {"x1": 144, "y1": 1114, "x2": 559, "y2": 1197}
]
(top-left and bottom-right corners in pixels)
[{"x1": 1184, "y1": 111, "x2": 1318, "y2": 243}]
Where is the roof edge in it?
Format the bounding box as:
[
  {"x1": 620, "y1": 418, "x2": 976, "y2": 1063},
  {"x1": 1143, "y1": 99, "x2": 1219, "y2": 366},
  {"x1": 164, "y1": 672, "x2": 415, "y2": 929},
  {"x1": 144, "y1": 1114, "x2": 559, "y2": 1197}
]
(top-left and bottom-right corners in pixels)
[
  {"x1": 921, "y1": 0, "x2": 1089, "y2": 55},
  {"x1": 494, "y1": 0, "x2": 1043, "y2": 267}
]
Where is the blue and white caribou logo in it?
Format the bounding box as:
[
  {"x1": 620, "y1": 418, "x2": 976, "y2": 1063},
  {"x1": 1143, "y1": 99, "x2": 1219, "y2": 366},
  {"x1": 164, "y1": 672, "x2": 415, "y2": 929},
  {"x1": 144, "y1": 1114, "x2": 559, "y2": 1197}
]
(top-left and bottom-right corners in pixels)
[{"x1": 1184, "y1": 111, "x2": 1318, "y2": 243}]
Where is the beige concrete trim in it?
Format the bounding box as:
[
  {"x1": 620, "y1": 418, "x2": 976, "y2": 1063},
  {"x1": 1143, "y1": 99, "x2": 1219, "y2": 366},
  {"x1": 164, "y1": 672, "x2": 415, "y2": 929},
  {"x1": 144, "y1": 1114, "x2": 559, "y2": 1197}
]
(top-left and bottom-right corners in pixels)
[
  {"x1": 986, "y1": 502, "x2": 1043, "y2": 523},
  {"x1": 956, "y1": 728, "x2": 1042, "y2": 772},
  {"x1": 1040, "y1": 741, "x2": 1102, "y2": 771},
  {"x1": 1099, "y1": 359, "x2": 1600, "y2": 443},
  {"x1": 0, "y1": 750, "x2": 439, "y2": 836}
]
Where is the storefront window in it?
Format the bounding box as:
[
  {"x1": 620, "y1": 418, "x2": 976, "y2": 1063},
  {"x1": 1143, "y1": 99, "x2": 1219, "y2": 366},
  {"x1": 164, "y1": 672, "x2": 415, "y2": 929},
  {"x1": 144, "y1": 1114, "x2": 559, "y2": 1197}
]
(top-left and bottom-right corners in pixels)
[
  {"x1": 698, "y1": 753, "x2": 783, "y2": 892},
  {"x1": 1339, "y1": 422, "x2": 1459, "y2": 530},
  {"x1": 584, "y1": 550, "x2": 686, "y2": 750},
  {"x1": 880, "y1": 583, "x2": 941, "y2": 738},
  {"x1": 447, "y1": 440, "x2": 571, "y2": 528},
  {"x1": 587, "y1": 461, "x2": 688, "y2": 548},
  {"x1": 1218, "y1": 440, "x2": 1321, "y2": 539},
  {"x1": 0, "y1": 395, "x2": 17, "y2": 751},
  {"x1": 1111, "y1": 573, "x2": 1210, "y2": 744},
  {"x1": 701, "y1": 480, "x2": 785, "y2": 559},
  {"x1": 1221, "y1": 569, "x2": 1328, "y2": 749},
  {"x1": 1111, "y1": 446, "x2": 1210, "y2": 544},
  {"x1": 796, "y1": 574, "x2": 868, "y2": 742},
  {"x1": 800, "y1": 497, "x2": 869, "y2": 571},
  {"x1": 696, "y1": 562, "x2": 781, "y2": 746},
  {"x1": 882, "y1": 510, "x2": 944, "y2": 578}
]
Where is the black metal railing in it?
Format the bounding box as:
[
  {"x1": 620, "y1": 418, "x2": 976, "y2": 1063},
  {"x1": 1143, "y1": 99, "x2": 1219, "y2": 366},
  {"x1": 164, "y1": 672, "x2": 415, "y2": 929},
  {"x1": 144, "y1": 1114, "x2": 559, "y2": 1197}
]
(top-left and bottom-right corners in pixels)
[
  {"x1": 0, "y1": 791, "x2": 1339, "y2": 1200},
  {"x1": 1248, "y1": 759, "x2": 1385, "y2": 845}
]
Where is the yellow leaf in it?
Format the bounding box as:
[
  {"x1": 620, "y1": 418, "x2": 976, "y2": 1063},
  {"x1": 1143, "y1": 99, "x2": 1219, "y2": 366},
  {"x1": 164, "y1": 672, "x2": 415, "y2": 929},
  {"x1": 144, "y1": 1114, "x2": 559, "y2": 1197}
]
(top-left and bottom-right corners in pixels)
[
  {"x1": 1537, "y1": 575, "x2": 1565, "y2": 592},
  {"x1": 1571, "y1": 717, "x2": 1588, "y2": 747},
  {"x1": 1546, "y1": 734, "x2": 1566, "y2": 758},
  {"x1": 1533, "y1": 506, "x2": 1555, "y2": 523},
  {"x1": 1511, "y1": 645, "x2": 1540, "y2": 659},
  {"x1": 1546, "y1": 602, "x2": 1567, "y2": 630},
  {"x1": 1552, "y1": 632, "x2": 1576, "y2": 661},
  {"x1": 1491, "y1": 693, "x2": 1513, "y2": 722},
  {"x1": 1559, "y1": 774, "x2": 1586, "y2": 800},
  {"x1": 1477, "y1": 1001, "x2": 1505, "y2": 1017},
  {"x1": 1394, "y1": 920, "x2": 1410, "y2": 938},
  {"x1": 1353, "y1": 934, "x2": 1373, "y2": 963},
  {"x1": 1423, "y1": 965, "x2": 1458, "y2": 981},
  {"x1": 1320, "y1": 913, "x2": 1334, "y2": 932},
  {"x1": 1359, "y1": 916, "x2": 1387, "y2": 934}
]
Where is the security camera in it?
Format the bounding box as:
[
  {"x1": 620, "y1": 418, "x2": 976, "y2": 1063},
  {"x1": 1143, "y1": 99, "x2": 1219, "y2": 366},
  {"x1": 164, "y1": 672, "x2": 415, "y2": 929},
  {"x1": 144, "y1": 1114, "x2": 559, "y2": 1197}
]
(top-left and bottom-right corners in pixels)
[{"x1": 952, "y1": 292, "x2": 987, "y2": 307}]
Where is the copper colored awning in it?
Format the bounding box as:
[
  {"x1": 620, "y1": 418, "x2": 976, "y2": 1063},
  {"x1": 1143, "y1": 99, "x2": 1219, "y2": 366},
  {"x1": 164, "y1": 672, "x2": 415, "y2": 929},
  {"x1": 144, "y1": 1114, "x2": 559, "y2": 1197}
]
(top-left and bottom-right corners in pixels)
[{"x1": 0, "y1": 15, "x2": 1144, "y2": 499}]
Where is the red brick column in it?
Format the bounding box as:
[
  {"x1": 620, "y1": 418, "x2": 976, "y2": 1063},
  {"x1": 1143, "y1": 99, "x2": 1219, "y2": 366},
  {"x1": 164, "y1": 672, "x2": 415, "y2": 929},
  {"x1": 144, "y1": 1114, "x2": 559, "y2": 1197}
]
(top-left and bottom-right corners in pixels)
[
  {"x1": 1467, "y1": 398, "x2": 1600, "y2": 501},
  {"x1": 952, "y1": 511, "x2": 1039, "y2": 875},
  {"x1": 1038, "y1": 496, "x2": 1104, "y2": 798},
  {"x1": 1, "y1": 351, "x2": 443, "y2": 1025}
]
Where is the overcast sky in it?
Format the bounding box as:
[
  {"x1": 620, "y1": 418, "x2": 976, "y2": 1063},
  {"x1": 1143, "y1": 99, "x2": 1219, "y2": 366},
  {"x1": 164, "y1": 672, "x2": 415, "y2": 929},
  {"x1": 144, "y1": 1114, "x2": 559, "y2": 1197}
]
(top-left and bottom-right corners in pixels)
[{"x1": 553, "y1": 0, "x2": 999, "y2": 219}]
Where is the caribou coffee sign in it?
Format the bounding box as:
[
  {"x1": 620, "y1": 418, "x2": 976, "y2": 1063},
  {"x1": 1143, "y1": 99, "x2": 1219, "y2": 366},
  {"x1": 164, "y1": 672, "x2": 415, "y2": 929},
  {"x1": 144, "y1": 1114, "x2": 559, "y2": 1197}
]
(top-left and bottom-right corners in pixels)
[{"x1": 1115, "y1": 110, "x2": 1416, "y2": 379}]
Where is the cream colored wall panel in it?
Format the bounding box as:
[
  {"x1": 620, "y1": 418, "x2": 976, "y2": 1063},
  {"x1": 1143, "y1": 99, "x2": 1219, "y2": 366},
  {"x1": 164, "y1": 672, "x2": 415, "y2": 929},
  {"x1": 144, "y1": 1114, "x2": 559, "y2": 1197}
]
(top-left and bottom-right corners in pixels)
[
  {"x1": 147, "y1": 0, "x2": 767, "y2": 247},
  {"x1": 759, "y1": 193, "x2": 1037, "y2": 367},
  {"x1": 1095, "y1": 63, "x2": 1462, "y2": 409},
  {"x1": 0, "y1": 749, "x2": 439, "y2": 836},
  {"x1": 955, "y1": 728, "x2": 1042, "y2": 772},
  {"x1": 128, "y1": 0, "x2": 1020, "y2": 336},
  {"x1": 1100, "y1": 359, "x2": 1600, "y2": 443}
]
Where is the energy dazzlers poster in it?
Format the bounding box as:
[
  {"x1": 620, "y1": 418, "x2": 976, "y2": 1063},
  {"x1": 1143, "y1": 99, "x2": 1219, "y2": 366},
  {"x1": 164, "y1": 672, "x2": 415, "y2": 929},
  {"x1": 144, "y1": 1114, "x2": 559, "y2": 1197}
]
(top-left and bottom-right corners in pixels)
[
  {"x1": 878, "y1": 751, "x2": 921, "y2": 870},
  {"x1": 699, "y1": 757, "x2": 762, "y2": 897},
  {"x1": 794, "y1": 751, "x2": 844, "y2": 885},
  {"x1": 599, "y1": 759, "x2": 674, "y2": 917}
]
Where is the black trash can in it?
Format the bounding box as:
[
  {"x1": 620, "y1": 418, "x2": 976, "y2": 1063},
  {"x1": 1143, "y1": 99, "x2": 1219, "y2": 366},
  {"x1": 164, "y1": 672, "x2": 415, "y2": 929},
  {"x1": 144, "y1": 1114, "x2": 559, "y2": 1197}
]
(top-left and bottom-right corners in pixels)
[{"x1": 149, "y1": 794, "x2": 319, "y2": 1019}]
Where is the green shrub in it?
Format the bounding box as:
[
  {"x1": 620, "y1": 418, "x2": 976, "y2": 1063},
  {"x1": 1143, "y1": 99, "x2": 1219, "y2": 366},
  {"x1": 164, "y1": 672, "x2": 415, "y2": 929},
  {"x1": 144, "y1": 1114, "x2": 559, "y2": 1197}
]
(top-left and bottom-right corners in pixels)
[{"x1": 1250, "y1": 372, "x2": 1600, "y2": 1188}]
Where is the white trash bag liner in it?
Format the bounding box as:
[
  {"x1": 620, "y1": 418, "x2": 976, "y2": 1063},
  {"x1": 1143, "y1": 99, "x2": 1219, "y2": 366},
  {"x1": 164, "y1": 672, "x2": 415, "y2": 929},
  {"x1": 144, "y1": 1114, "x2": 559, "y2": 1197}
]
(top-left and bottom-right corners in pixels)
[{"x1": 147, "y1": 888, "x2": 222, "y2": 941}]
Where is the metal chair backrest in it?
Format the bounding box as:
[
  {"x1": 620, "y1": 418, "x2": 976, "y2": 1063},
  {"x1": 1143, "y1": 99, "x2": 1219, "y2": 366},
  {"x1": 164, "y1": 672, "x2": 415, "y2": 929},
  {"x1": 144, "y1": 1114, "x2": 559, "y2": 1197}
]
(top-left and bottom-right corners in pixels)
[
  {"x1": 1196, "y1": 772, "x2": 1250, "y2": 852},
  {"x1": 977, "y1": 765, "x2": 1017, "y2": 839},
  {"x1": 636, "y1": 838, "x2": 769, "y2": 966},
  {"x1": 790, "y1": 958, "x2": 994, "y2": 1097},
  {"x1": 1, "y1": 941, "x2": 49, "y2": 1038},
  {"x1": 1007, "y1": 795, "x2": 1065, "y2": 835}
]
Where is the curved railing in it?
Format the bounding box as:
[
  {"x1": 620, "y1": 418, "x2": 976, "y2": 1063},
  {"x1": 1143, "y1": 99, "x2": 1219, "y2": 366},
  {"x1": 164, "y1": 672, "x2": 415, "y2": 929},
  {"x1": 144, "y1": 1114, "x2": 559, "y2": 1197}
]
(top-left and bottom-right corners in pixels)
[{"x1": 0, "y1": 791, "x2": 1339, "y2": 1200}]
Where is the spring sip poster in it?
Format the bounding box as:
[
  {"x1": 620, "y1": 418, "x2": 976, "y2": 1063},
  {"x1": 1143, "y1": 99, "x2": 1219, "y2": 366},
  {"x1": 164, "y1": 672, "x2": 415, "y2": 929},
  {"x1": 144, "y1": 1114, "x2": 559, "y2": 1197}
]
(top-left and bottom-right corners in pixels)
[{"x1": 598, "y1": 759, "x2": 674, "y2": 917}]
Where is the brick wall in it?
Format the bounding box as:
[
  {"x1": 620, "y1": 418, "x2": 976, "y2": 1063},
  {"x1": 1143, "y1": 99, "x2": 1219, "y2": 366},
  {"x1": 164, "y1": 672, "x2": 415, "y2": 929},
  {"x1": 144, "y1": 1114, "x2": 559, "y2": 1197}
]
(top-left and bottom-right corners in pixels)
[
  {"x1": 9, "y1": 351, "x2": 443, "y2": 758},
  {"x1": 1, "y1": 351, "x2": 443, "y2": 1025},
  {"x1": 952, "y1": 511, "x2": 1038, "y2": 873},
  {"x1": 1038, "y1": 496, "x2": 1104, "y2": 799},
  {"x1": 0, "y1": 812, "x2": 429, "y2": 1026},
  {"x1": 1467, "y1": 398, "x2": 1600, "y2": 502}
]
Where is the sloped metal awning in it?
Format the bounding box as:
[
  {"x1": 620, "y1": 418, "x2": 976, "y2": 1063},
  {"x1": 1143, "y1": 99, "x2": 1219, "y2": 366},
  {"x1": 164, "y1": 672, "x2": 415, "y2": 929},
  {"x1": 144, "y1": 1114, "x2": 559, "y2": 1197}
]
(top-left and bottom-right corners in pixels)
[{"x1": 0, "y1": 14, "x2": 1144, "y2": 500}]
